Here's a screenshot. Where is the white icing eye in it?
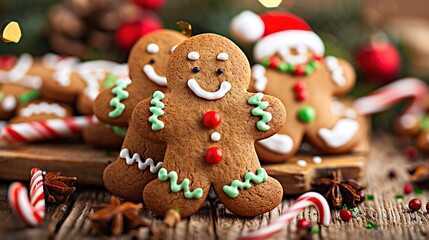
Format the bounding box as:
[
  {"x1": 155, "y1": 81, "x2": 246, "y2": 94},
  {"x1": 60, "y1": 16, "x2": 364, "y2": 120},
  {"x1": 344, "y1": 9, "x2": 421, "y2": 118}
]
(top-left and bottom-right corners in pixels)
[
  {"x1": 170, "y1": 45, "x2": 178, "y2": 53},
  {"x1": 188, "y1": 51, "x2": 200, "y2": 60},
  {"x1": 146, "y1": 43, "x2": 159, "y2": 54},
  {"x1": 217, "y1": 52, "x2": 229, "y2": 61}
]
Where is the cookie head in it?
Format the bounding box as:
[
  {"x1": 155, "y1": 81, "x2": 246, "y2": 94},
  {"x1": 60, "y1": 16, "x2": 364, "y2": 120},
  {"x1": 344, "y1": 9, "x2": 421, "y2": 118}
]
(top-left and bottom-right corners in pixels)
[
  {"x1": 128, "y1": 30, "x2": 188, "y2": 88},
  {"x1": 167, "y1": 34, "x2": 250, "y2": 100}
]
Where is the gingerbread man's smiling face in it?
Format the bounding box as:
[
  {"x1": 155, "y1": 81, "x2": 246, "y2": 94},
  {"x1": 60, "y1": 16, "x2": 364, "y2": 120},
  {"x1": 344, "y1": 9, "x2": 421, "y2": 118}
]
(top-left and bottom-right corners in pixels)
[
  {"x1": 128, "y1": 30, "x2": 187, "y2": 88},
  {"x1": 166, "y1": 34, "x2": 251, "y2": 100}
]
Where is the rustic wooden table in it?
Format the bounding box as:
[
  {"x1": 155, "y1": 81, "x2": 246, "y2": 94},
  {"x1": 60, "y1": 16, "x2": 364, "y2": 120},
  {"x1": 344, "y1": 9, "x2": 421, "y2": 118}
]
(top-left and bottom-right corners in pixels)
[{"x1": 0, "y1": 134, "x2": 428, "y2": 240}]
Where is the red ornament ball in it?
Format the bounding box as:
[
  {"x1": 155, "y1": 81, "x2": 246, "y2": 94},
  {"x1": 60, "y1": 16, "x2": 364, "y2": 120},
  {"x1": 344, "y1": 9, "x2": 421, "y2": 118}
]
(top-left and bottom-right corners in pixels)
[
  {"x1": 403, "y1": 184, "x2": 413, "y2": 195},
  {"x1": 203, "y1": 111, "x2": 221, "y2": 129},
  {"x1": 409, "y1": 198, "x2": 422, "y2": 211},
  {"x1": 132, "y1": 0, "x2": 165, "y2": 11},
  {"x1": 339, "y1": 209, "x2": 352, "y2": 222},
  {"x1": 296, "y1": 218, "x2": 310, "y2": 229},
  {"x1": 426, "y1": 202, "x2": 429, "y2": 212},
  {"x1": 355, "y1": 40, "x2": 401, "y2": 84},
  {"x1": 115, "y1": 18, "x2": 162, "y2": 51},
  {"x1": 206, "y1": 147, "x2": 223, "y2": 164}
]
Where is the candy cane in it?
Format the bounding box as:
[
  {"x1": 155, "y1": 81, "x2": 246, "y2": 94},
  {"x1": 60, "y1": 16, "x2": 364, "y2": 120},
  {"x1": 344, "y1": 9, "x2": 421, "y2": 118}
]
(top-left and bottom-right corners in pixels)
[
  {"x1": 238, "y1": 192, "x2": 330, "y2": 240},
  {"x1": 8, "y1": 168, "x2": 45, "y2": 226},
  {"x1": 1, "y1": 115, "x2": 98, "y2": 143},
  {"x1": 354, "y1": 78, "x2": 428, "y2": 118}
]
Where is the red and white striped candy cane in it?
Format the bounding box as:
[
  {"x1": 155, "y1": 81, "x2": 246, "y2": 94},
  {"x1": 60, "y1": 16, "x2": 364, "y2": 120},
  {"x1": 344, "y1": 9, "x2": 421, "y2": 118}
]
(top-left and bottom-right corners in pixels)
[
  {"x1": 1, "y1": 115, "x2": 98, "y2": 143},
  {"x1": 238, "y1": 192, "x2": 331, "y2": 240},
  {"x1": 354, "y1": 78, "x2": 428, "y2": 118},
  {"x1": 8, "y1": 168, "x2": 45, "y2": 226}
]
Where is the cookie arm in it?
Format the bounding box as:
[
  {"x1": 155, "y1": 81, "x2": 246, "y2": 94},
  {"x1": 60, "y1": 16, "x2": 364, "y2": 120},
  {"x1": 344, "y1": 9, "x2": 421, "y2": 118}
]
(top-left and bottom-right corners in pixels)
[
  {"x1": 131, "y1": 91, "x2": 167, "y2": 144},
  {"x1": 247, "y1": 92, "x2": 286, "y2": 140},
  {"x1": 325, "y1": 57, "x2": 356, "y2": 96},
  {"x1": 92, "y1": 86, "x2": 132, "y2": 127}
]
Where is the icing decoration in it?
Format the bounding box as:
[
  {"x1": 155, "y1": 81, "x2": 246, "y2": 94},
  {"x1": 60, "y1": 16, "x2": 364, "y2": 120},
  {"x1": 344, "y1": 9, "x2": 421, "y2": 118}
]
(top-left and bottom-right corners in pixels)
[
  {"x1": 297, "y1": 106, "x2": 316, "y2": 123},
  {"x1": 297, "y1": 160, "x2": 307, "y2": 167},
  {"x1": 279, "y1": 45, "x2": 308, "y2": 65},
  {"x1": 106, "y1": 124, "x2": 127, "y2": 137},
  {"x1": 248, "y1": 92, "x2": 272, "y2": 131},
  {"x1": 2, "y1": 95, "x2": 16, "y2": 112},
  {"x1": 293, "y1": 80, "x2": 307, "y2": 102},
  {"x1": 170, "y1": 45, "x2": 177, "y2": 53},
  {"x1": 260, "y1": 56, "x2": 319, "y2": 76},
  {"x1": 325, "y1": 56, "x2": 345, "y2": 86},
  {"x1": 312, "y1": 156, "x2": 322, "y2": 164},
  {"x1": 252, "y1": 64, "x2": 268, "y2": 92},
  {"x1": 258, "y1": 133, "x2": 294, "y2": 154},
  {"x1": 210, "y1": 132, "x2": 221, "y2": 142},
  {"x1": 318, "y1": 119, "x2": 359, "y2": 148},
  {"x1": 149, "y1": 91, "x2": 165, "y2": 131},
  {"x1": 42, "y1": 54, "x2": 79, "y2": 87},
  {"x1": 108, "y1": 78, "x2": 131, "y2": 118},
  {"x1": 0, "y1": 54, "x2": 43, "y2": 89},
  {"x1": 222, "y1": 168, "x2": 268, "y2": 198},
  {"x1": 206, "y1": 147, "x2": 223, "y2": 164},
  {"x1": 18, "y1": 90, "x2": 39, "y2": 104},
  {"x1": 187, "y1": 79, "x2": 231, "y2": 100},
  {"x1": 217, "y1": 52, "x2": 229, "y2": 61},
  {"x1": 120, "y1": 148, "x2": 162, "y2": 173},
  {"x1": 143, "y1": 64, "x2": 167, "y2": 86},
  {"x1": 400, "y1": 114, "x2": 417, "y2": 129},
  {"x1": 158, "y1": 168, "x2": 203, "y2": 199},
  {"x1": 146, "y1": 43, "x2": 160, "y2": 54},
  {"x1": 103, "y1": 73, "x2": 117, "y2": 89},
  {"x1": 203, "y1": 111, "x2": 221, "y2": 129},
  {"x1": 20, "y1": 102, "x2": 67, "y2": 117},
  {"x1": 187, "y1": 51, "x2": 200, "y2": 60},
  {"x1": 331, "y1": 100, "x2": 357, "y2": 119},
  {"x1": 420, "y1": 116, "x2": 429, "y2": 131}
]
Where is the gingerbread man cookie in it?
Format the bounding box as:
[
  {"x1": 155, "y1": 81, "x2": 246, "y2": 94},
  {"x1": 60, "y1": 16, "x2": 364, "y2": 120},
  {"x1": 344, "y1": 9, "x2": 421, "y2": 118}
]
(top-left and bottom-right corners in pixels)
[
  {"x1": 231, "y1": 11, "x2": 363, "y2": 162},
  {"x1": 133, "y1": 33, "x2": 286, "y2": 217},
  {"x1": 93, "y1": 30, "x2": 187, "y2": 201}
]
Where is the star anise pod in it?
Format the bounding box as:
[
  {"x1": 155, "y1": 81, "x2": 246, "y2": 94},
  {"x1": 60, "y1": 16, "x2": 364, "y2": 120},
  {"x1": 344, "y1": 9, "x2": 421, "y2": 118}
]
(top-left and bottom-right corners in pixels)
[
  {"x1": 312, "y1": 170, "x2": 366, "y2": 209},
  {"x1": 44, "y1": 172, "x2": 77, "y2": 204},
  {"x1": 408, "y1": 161, "x2": 429, "y2": 187},
  {"x1": 90, "y1": 196, "x2": 149, "y2": 236}
]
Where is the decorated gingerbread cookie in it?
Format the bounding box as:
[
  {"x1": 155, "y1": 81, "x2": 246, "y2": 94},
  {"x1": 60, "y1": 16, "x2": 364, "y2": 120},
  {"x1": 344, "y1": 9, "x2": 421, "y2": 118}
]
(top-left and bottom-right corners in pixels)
[
  {"x1": 9, "y1": 100, "x2": 73, "y2": 123},
  {"x1": 231, "y1": 11, "x2": 364, "y2": 162},
  {"x1": 132, "y1": 33, "x2": 286, "y2": 217},
  {"x1": 94, "y1": 30, "x2": 187, "y2": 201}
]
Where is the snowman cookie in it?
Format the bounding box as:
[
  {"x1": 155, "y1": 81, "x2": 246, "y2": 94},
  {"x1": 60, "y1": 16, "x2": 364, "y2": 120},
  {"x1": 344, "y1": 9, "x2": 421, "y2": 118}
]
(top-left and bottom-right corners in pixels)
[
  {"x1": 93, "y1": 30, "x2": 187, "y2": 201},
  {"x1": 133, "y1": 33, "x2": 286, "y2": 217},
  {"x1": 231, "y1": 11, "x2": 364, "y2": 162}
]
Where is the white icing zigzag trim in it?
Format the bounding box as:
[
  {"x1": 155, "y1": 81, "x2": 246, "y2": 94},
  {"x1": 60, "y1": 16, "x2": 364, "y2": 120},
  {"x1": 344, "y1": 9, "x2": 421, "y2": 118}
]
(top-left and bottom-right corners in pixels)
[
  {"x1": 119, "y1": 148, "x2": 163, "y2": 174},
  {"x1": 20, "y1": 102, "x2": 67, "y2": 117},
  {"x1": 325, "y1": 56, "x2": 346, "y2": 86},
  {"x1": 187, "y1": 79, "x2": 231, "y2": 100}
]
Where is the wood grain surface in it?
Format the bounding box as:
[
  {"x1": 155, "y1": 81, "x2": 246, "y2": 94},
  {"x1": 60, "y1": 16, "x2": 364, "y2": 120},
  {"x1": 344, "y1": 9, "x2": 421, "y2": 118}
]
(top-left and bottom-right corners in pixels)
[{"x1": 1, "y1": 134, "x2": 428, "y2": 239}]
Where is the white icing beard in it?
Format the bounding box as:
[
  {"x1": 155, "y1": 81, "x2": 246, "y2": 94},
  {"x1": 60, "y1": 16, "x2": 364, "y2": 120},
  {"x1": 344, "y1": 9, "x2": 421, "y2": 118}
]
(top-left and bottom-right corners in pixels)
[
  {"x1": 20, "y1": 102, "x2": 67, "y2": 117},
  {"x1": 279, "y1": 45, "x2": 308, "y2": 65},
  {"x1": 143, "y1": 65, "x2": 167, "y2": 86},
  {"x1": 187, "y1": 79, "x2": 231, "y2": 100}
]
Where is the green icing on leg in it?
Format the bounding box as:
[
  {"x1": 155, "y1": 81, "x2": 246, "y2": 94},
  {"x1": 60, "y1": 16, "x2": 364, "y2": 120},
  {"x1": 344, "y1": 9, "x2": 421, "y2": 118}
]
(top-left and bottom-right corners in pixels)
[
  {"x1": 149, "y1": 91, "x2": 165, "y2": 131},
  {"x1": 248, "y1": 93, "x2": 272, "y2": 131},
  {"x1": 106, "y1": 124, "x2": 127, "y2": 137},
  {"x1": 158, "y1": 168, "x2": 203, "y2": 199},
  {"x1": 18, "y1": 90, "x2": 39, "y2": 104},
  {"x1": 108, "y1": 79, "x2": 130, "y2": 118},
  {"x1": 223, "y1": 168, "x2": 268, "y2": 198}
]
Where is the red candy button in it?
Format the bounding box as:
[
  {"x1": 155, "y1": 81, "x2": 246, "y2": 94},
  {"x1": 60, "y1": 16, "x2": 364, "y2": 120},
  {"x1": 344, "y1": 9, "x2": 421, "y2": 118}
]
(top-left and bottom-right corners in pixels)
[
  {"x1": 293, "y1": 80, "x2": 307, "y2": 101},
  {"x1": 206, "y1": 147, "x2": 223, "y2": 164},
  {"x1": 0, "y1": 55, "x2": 17, "y2": 70},
  {"x1": 294, "y1": 64, "x2": 306, "y2": 76},
  {"x1": 203, "y1": 111, "x2": 221, "y2": 129}
]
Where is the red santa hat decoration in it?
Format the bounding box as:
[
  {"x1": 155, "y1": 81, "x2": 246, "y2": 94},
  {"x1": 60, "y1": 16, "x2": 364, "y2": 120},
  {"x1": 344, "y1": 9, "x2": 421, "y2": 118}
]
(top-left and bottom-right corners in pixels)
[{"x1": 231, "y1": 11, "x2": 325, "y2": 61}]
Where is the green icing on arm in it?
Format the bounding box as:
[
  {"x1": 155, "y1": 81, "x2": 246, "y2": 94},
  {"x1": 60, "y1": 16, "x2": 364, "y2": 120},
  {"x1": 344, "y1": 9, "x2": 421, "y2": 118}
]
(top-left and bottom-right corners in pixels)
[
  {"x1": 223, "y1": 168, "x2": 268, "y2": 198},
  {"x1": 18, "y1": 90, "x2": 39, "y2": 104},
  {"x1": 149, "y1": 91, "x2": 165, "y2": 131},
  {"x1": 248, "y1": 93, "x2": 272, "y2": 131},
  {"x1": 106, "y1": 124, "x2": 127, "y2": 137},
  {"x1": 0, "y1": 92, "x2": 4, "y2": 102},
  {"x1": 158, "y1": 168, "x2": 203, "y2": 199},
  {"x1": 103, "y1": 73, "x2": 117, "y2": 89},
  {"x1": 108, "y1": 79, "x2": 130, "y2": 118}
]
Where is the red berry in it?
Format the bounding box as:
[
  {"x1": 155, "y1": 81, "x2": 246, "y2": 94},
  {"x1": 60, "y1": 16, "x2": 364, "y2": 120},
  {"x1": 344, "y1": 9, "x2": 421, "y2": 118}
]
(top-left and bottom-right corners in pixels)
[
  {"x1": 339, "y1": 209, "x2": 352, "y2": 221},
  {"x1": 426, "y1": 202, "x2": 429, "y2": 212},
  {"x1": 203, "y1": 111, "x2": 221, "y2": 129},
  {"x1": 409, "y1": 198, "x2": 422, "y2": 211},
  {"x1": 405, "y1": 147, "x2": 418, "y2": 161},
  {"x1": 357, "y1": 191, "x2": 365, "y2": 204},
  {"x1": 404, "y1": 184, "x2": 413, "y2": 194},
  {"x1": 269, "y1": 57, "x2": 281, "y2": 68},
  {"x1": 296, "y1": 218, "x2": 310, "y2": 229},
  {"x1": 294, "y1": 65, "x2": 306, "y2": 76},
  {"x1": 206, "y1": 147, "x2": 223, "y2": 164}
]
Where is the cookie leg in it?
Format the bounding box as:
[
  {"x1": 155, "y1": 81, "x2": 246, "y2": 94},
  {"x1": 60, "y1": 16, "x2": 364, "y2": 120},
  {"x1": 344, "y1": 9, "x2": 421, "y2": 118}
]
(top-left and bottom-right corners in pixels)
[
  {"x1": 213, "y1": 168, "x2": 283, "y2": 217},
  {"x1": 143, "y1": 169, "x2": 210, "y2": 217},
  {"x1": 103, "y1": 123, "x2": 165, "y2": 201},
  {"x1": 256, "y1": 128, "x2": 304, "y2": 163}
]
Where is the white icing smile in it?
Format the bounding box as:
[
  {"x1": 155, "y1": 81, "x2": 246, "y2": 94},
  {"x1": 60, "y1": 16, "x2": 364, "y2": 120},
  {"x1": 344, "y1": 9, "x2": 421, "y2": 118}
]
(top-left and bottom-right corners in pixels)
[
  {"x1": 143, "y1": 64, "x2": 167, "y2": 86},
  {"x1": 187, "y1": 79, "x2": 231, "y2": 100}
]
